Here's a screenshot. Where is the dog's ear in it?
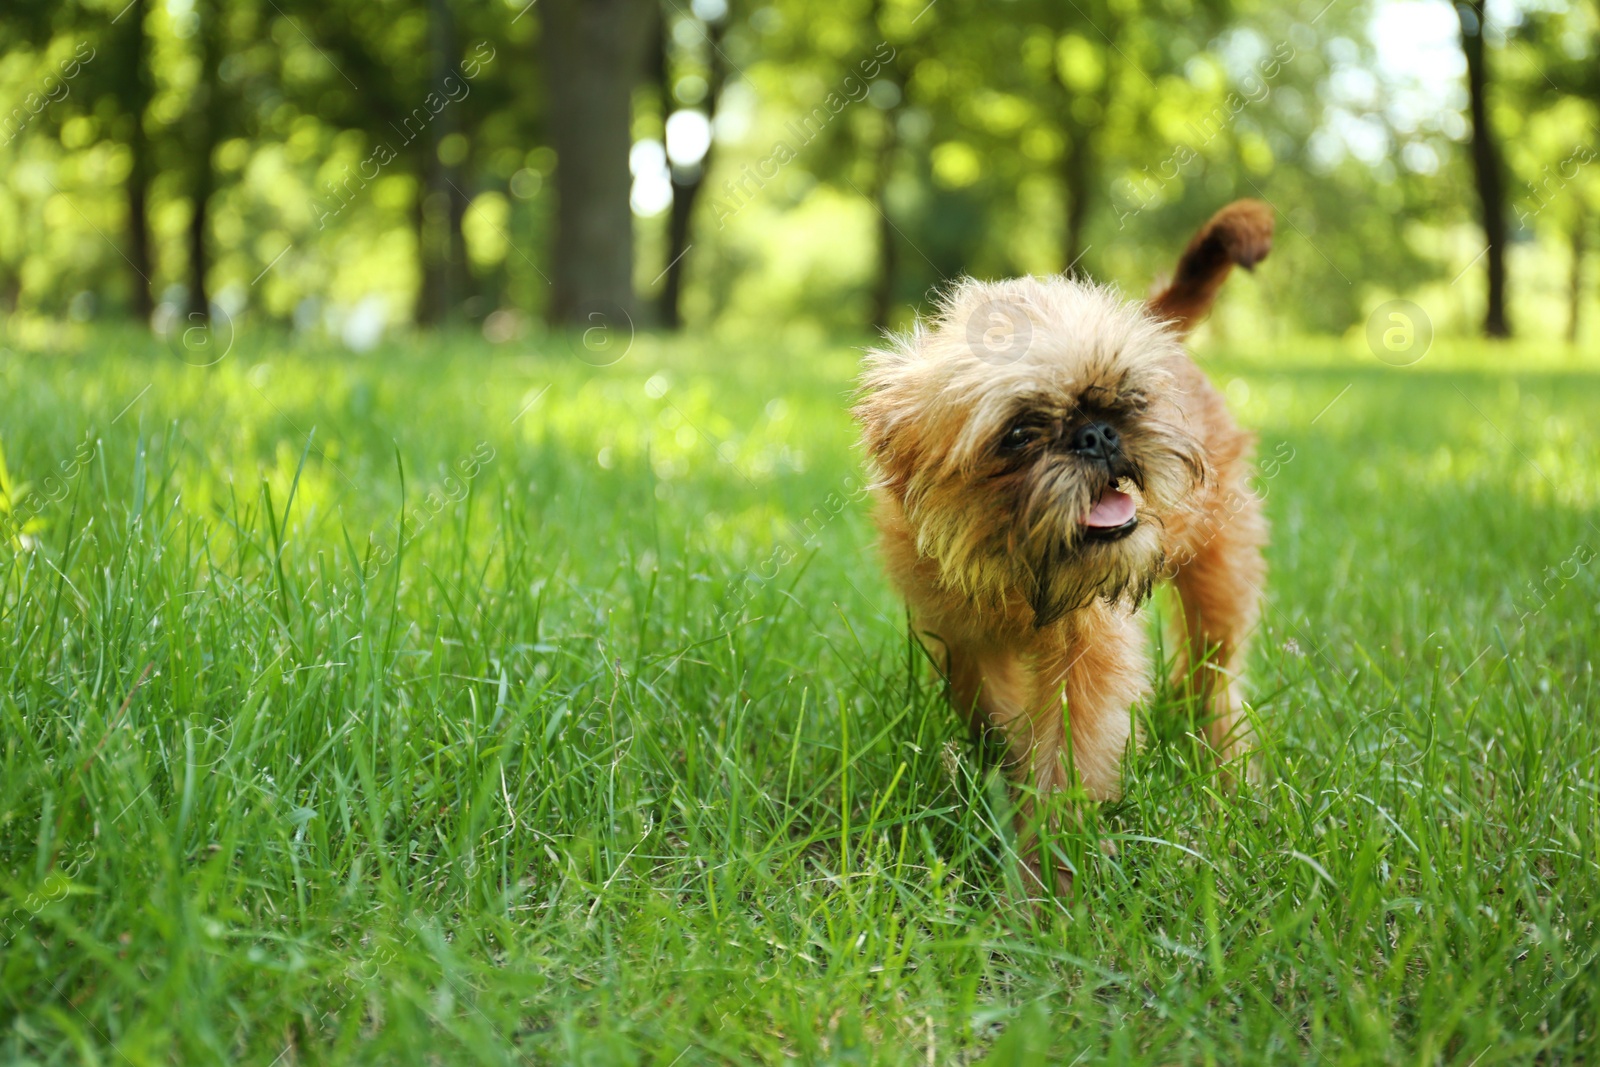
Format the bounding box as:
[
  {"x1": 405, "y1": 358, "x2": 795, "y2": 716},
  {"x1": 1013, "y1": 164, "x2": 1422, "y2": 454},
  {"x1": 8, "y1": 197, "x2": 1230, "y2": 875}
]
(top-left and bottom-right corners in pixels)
[
  {"x1": 1147, "y1": 199, "x2": 1273, "y2": 334},
  {"x1": 854, "y1": 337, "x2": 924, "y2": 497}
]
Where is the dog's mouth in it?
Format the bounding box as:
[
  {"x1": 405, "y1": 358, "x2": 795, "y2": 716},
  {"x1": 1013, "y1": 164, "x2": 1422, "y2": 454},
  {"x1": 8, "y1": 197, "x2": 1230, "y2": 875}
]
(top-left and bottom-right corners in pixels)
[{"x1": 1081, "y1": 483, "x2": 1138, "y2": 542}]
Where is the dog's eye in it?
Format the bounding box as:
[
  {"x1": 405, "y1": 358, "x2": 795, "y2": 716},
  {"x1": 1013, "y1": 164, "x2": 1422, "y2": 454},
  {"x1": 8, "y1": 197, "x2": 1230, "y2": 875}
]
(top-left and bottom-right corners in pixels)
[{"x1": 999, "y1": 423, "x2": 1040, "y2": 453}]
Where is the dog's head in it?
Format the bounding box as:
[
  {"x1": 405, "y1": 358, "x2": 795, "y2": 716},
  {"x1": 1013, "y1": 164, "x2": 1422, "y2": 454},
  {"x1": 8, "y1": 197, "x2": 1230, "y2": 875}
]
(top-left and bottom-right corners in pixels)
[{"x1": 855, "y1": 277, "x2": 1206, "y2": 627}]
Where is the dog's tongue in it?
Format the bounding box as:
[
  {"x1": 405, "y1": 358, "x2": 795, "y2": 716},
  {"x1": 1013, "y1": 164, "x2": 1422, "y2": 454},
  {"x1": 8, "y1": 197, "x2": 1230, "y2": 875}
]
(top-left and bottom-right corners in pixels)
[{"x1": 1084, "y1": 487, "x2": 1136, "y2": 528}]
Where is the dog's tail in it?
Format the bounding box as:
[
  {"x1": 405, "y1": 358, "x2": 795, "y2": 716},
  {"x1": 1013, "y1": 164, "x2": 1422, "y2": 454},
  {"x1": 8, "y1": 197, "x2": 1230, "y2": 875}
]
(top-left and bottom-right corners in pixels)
[{"x1": 1147, "y1": 199, "x2": 1273, "y2": 335}]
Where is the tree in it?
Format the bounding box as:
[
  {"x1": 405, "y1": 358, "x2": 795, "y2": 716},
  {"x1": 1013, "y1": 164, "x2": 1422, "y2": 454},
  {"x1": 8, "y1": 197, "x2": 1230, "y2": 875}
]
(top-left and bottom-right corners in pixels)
[
  {"x1": 866, "y1": 72, "x2": 903, "y2": 332},
  {"x1": 1048, "y1": 29, "x2": 1113, "y2": 276},
  {"x1": 275, "y1": 0, "x2": 478, "y2": 327},
  {"x1": 186, "y1": 0, "x2": 222, "y2": 320},
  {"x1": 864, "y1": 0, "x2": 905, "y2": 331},
  {"x1": 1496, "y1": 4, "x2": 1600, "y2": 345},
  {"x1": 1570, "y1": 207, "x2": 1586, "y2": 344},
  {"x1": 1456, "y1": 0, "x2": 1511, "y2": 338},
  {"x1": 420, "y1": 0, "x2": 470, "y2": 325},
  {"x1": 543, "y1": 0, "x2": 653, "y2": 326},
  {"x1": 118, "y1": 0, "x2": 156, "y2": 321},
  {"x1": 0, "y1": 0, "x2": 162, "y2": 320},
  {"x1": 656, "y1": 0, "x2": 729, "y2": 330}
]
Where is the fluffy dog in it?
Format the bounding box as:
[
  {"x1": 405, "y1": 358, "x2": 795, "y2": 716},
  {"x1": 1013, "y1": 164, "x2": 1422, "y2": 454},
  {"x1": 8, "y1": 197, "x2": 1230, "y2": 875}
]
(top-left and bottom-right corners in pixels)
[{"x1": 855, "y1": 200, "x2": 1273, "y2": 895}]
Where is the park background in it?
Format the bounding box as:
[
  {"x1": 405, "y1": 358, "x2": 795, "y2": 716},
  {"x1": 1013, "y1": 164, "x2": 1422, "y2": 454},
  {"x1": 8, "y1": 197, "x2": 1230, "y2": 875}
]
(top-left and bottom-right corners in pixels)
[
  {"x1": 0, "y1": 0, "x2": 1596, "y2": 345},
  {"x1": 2, "y1": 1, "x2": 1599, "y2": 1064}
]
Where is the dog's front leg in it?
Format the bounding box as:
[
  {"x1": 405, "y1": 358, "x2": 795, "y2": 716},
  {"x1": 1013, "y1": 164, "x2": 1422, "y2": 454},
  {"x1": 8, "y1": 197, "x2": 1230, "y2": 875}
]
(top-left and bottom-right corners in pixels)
[{"x1": 978, "y1": 613, "x2": 1148, "y2": 902}]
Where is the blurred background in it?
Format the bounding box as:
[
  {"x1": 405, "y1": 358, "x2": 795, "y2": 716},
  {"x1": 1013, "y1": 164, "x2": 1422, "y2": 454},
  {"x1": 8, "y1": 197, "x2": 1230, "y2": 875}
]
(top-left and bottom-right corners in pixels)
[{"x1": 0, "y1": 0, "x2": 1595, "y2": 350}]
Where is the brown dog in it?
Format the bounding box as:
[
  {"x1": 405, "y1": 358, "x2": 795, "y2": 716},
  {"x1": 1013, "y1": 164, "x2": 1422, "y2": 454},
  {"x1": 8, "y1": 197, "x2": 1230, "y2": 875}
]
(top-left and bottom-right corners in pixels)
[{"x1": 855, "y1": 200, "x2": 1273, "y2": 896}]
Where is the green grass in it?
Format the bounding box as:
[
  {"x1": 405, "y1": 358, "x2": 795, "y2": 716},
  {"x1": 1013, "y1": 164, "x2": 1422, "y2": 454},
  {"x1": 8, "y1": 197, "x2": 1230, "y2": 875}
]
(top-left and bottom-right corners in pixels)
[{"x1": 1, "y1": 325, "x2": 1597, "y2": 1065}]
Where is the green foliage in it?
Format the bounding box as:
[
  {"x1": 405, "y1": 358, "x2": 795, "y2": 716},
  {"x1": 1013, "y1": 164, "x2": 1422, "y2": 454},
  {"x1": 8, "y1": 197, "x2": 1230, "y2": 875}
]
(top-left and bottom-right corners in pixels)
[
  {"x1": 1, "y1": 0, "x2": 1596, "y2": 340},
  {"x1": 1, "y1": 329, "x2": 1597, "y2": 1062}
]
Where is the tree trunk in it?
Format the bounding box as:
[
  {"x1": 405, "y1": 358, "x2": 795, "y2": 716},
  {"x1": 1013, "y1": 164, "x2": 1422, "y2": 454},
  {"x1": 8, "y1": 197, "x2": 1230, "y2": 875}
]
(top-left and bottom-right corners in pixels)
[
  {"x1": 419, "y1": 0, "x2": 469, "y2": 327},
  {"x1": 1061, "y1": 125, "x2": 1092, "y2": 275},
  {"x1": 123, "y1": 0, "x2": 154, "y2": 322},
  {"x1": 1456, "y1": 0, "x2": 1511, "y2": 338},
  {"x1": 1570, "y1": 208, "x2": 1586, "y2": 345},
  {"x1": 652, "y1": 12, "x2": 723, "y2": 329},
  {"x1": 1054, "y1": 26, "x2": 1114, "y2": 279},
  {"x1": 544, "y1": 0, "x2": 652, "y2": 326},
  {"x1": 414, "y1": 169, "x2": 439, "y2": 325},
  {"x1": 657, "y1": 10, "x2": 726, "y2": 330},
  {"x1": 186, "y1": 0, "x2": 221, "y2": 321},
  {"x1": 868, "y1": 110, "x2": 900, "y2": 332}
]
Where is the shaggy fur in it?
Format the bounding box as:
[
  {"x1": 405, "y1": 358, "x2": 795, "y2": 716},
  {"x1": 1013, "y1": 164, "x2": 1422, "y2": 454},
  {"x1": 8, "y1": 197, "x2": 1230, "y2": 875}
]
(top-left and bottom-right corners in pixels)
[{"x1": 855, "y1": 200, "x2": 1273, "y2": 897}]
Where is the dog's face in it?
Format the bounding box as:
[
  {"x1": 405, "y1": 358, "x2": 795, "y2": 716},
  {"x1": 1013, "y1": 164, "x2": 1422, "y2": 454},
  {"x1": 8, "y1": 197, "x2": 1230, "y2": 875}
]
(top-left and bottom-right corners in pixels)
[{"x1": 856, "y1": 277, "x2": 1206, "y2": 627}]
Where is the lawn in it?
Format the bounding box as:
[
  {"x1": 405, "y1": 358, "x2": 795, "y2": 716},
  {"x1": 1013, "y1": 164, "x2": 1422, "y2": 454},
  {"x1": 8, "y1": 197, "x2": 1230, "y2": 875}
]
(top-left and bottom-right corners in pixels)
[{"x1": 1, "y1": 325, "x2": 1596, "y2": 1065}]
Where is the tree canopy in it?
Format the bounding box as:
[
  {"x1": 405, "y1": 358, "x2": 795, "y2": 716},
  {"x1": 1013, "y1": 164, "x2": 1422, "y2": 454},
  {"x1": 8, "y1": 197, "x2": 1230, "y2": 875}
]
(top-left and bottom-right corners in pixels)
[{"x1": 0, "y1": 0, "x2": 1595, "y2": 346}]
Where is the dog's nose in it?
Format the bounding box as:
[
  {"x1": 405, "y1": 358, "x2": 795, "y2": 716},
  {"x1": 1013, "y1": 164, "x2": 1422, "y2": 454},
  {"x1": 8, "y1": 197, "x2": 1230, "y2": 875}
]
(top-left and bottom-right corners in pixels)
[{"x1": 1068, "y1": 421, "x2": 1120, "y2": 459}]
